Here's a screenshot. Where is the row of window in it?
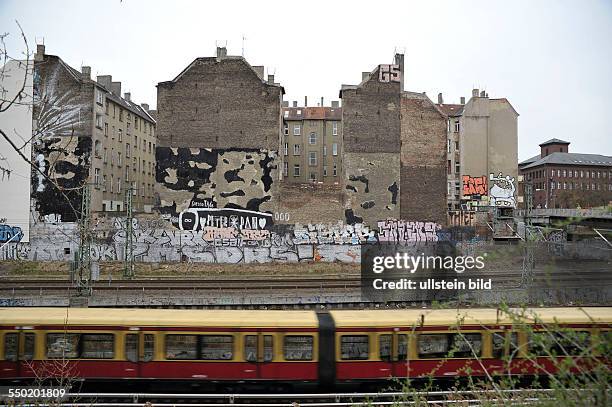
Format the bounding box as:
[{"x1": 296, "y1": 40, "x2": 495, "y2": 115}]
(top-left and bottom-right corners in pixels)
[
  {"x1": 550, "y1": 182, "x2": 612, "y2": 191},
  {"x1": 527, "y1": 169, "x2": 611, "y2": 180},
  {"x1": 93, "y1": 170, "x2": 153, "y2": 199},
  {"x1": 283, "y1": 123, "x2": 339, "y2": 137},
  {"x1": 5, "y1": 331, "x2": 599, "y2": 362},
  {"x1": 284, "y1": 144, "x2": 338, "y2": 157},
  {"x1": 98, "y1": 127, "x2": 155, "y2": 157},
  {"x1": 100, "y1": 94, "x2": 154, "y2": 136},
  {"x1": 284, "y1": 163, "x2": 338, "y2": 178}
]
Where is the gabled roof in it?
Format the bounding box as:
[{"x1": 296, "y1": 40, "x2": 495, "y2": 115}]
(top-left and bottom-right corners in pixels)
[
  {"x1": 402, "y1": 91, "x2": 446, "y2": 117},
  {"x1": 438, "y1": 103, "x2": 464, "y2": 117},
  {"x1": 283, "y1": 106, "x2": 341, "y2": 121},
  {"x1": 518, "y1": 154, "x2": 541, "y2": 167},
  {"x1": 539, "y1": 138, "x2": 570, "y2": 146},
  {"x1": 521, "y1": 152, "x2": 612, "y2": 170}
]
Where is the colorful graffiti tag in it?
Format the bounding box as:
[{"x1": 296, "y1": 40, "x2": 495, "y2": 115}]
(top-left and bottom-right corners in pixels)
[
  {"x1": 489, "y1": 172, "x2": 516, "y2": 208},
  {"x1": 0, "y1": 224, "x2": 23, "y2": 243},
  {"x1": 462, "y1": 175, "x2": 488, "y2": 196}
]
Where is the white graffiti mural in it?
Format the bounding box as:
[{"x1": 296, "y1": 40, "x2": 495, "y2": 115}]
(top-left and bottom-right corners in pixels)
[{"x1": 489, "y1": 172, "x2": 516, "y2": 208}]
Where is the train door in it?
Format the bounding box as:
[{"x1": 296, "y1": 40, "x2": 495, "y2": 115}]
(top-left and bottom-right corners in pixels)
[
  {"x1": 379, "y1": 331, "x2": 409, "y2": 378},
  {"x1": 243, "y1": 333, "x2": 276, "y2": 380},
  {"x1": 13, "y1": 330, "x2": 35, "y2": 378},
  {"x1": 125, "y1": 331, "x2": 155, "y2": 378}
]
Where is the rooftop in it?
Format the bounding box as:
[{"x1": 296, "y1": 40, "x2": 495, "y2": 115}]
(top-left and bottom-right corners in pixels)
[
  {"x1": 438, "y1": 103, "x2": 464, "y2": 117},
  {"x1": 539, "y1": 138, "x2": 570, "y2": 146},
  {"x1": 521, "y1": 152, "x2": 612, "y2": 170},
  {"x1": 283, "y1": 106, "x2": 342, "y2": 121}
]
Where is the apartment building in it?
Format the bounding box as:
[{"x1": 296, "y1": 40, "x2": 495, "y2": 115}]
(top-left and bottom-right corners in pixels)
[
  {"x1": 282, "y1": 101, "x2": 342, "y2": 184},
  {"x1": 31, "y1": 44, "x2": 155, "y2": 221},
  {"x1": 519, "y1": 139, "x2": 612, "y2": 208}
]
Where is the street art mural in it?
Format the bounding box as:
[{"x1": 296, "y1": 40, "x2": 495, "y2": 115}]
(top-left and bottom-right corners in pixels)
[
  {"x1": 292, "y1": 222, "x2": 377, "y2": 245},
  {"x1": 0, "y1": 224, "x2": 23, "y2": 243},
  {"x1": 156, "y1": 147, "x2": 278, "y2": 228},
  {"x1": 489, "y1": 172, "x2": 516, "y2": 208},
  {"x1": 462, "y1": 175, "x2": 488, "y2": 196},
  {"x1": 31, "y1": 59, "x2": 91, "y2": 222},
  {"x1": 377, "y1": 220, "x2": 442, "y2": 244}
]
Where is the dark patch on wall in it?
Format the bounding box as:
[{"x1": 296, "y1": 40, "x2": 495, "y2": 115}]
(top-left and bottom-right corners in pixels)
[
  {"x1": 345, "y1": 209, "x2": 363, "y2": 225},
  {"x1": 224, "y1": 168, "x2": 244, "y2": 183},
  {"x1": 220, "y1": 190, "x2": 246, "y2": 198},
  {"x1": 388, "y1": 181, "x2": 398, "y2": 204},
  {"x1": 349, "y1": 175, "x2": 369, "y2": 193},
  {"x1": 361, "y1": 201, "x2": 375, "y2": 209},
  {"x1": 346, "y1": 185, "x2": 357, "y2": 192},
  {"x1": 259, "y1": 154, "x2": 276, "y2": 193}
]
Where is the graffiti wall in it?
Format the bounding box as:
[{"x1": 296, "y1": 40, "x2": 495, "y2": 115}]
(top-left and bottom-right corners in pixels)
[
  {"x1": 462, "y1": 175, "x2": 488, "y2": 197},
  {"x1": 377, "y1": 220, "x2": 442, "y2": 244},
  {"x1": 0, "y1": 224, "x2": 23, "y2": 243},
  {"x1": 156, "y1": 147, "x2": 278, "y2": 228},
  {"x1": 489, "y1": 172, "x2": 516, "y2": 208}
]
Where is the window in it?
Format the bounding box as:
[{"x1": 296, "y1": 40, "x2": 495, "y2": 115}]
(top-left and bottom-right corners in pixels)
[
  {"x1": 46, "y1": 333, "x2": 80, "y2": 358},
  {"x1": 104, "y1": 123, "x2": 108, "y2": 137},
  {"x1": 3, "y1": 333, "x2": 17, "y2": 361},
  {"x1": 323, "y1": 166, "x2": 328, "y2": 177},
  {"x1": 23, "y1": 333, "x2": 35, "y2": 360},
  {"x1": 94, "y1": 168, "x2": 100, "y2": 187},
  {"x1": 148, "y1": 142, "x2": 152, "y2": 154},
  {"x1": 454, "y1": 120, "x2": 460, "y2": 132},
  {"x1": 447, "y1": 139, "x2": 451, "y2": 153},
  {"x1": 323, "y1": 145, "x2": 327, "y2": 156},
  {"x1": 309, "y1": 172, "x2": 316, "y2": 182},
  {"x1": 379, "y1": 334, "x2": 391, "y2": 361},
  {"x1": 332, "y1": 121, "x2": 338, "y2": 136},
  {"x1": 143, "y1": 334, "x2": 154, "y2": 361},
  {"x1": 398, "y1": 334, "x2": 408, "y2": 361},
  {"x1": 332, "y1": 143, "x2": 338, "y2": 156},
  {"x1": 166, "y1": 335, "x2": 197, "y2": 360},
  {"x1": 447, "y1": 160, "x2": 451, "y2": 174},
  {"x1": 82, "y1": 334, "x2": 114, "y2": 359},
  {"x1": 455, "y1": 162, "x2": 460, "y2": 174},
  {"x1": 110, "y1": 148, "x2": 115, "y2": 166},
  {"x1": 581, "y1": 170, "x2": 584, "y2": 178},
  {"x1": 418, "y1": 333, "x2": 482, "y2": 359},
  {"x1": 96, "y1": 90, "x2": 104, "y2": 105},
  {"x1": 117, "y1": 177, "x2": 122, "y2": 194},
  {"x1": 94, "y1": 140, "x2": 101, "y2": 157},
  {"x1": 309, "y1": 132, "x2": 317, "y2": 145},
  {"x1": 118, "y1": 129, "x2": 123, "y2": 142},
  {"x1": 492, "y1": 332, "x2": 519, "y2": 359},
  {"x1": 126, "y1": 143, "x2": 131, "y2": 158},
  {"x1": 293, "y1": 125, "x2": 301, "y2": 136},
  {"x1": 244, "y1": 335, "x2": 257, "y2": 362},
  {"x1": 283, "y1": 124, "x2": 289, "y2": 135},
  {"x1": 284, "y1": 111, "x2": 289, "y2": 119},
  {"x1": 293, "y1": 144, "x2": 301, "y2": 156},
  {"x1": 126, "y1": 334, "x2": 138, "y2": 362},
  {"x1": 102, "y1": 175, "x2": 107, "y2": 191},
  {"x1": 284, "y1": 143, "x2": 288, "y2": 156},
  {"x1": 141, "y1": 182, "x2": 145, "y2": 197},
  {"x1": 284, "y1": 336, "x2": 313, "y2": 360},
  {"x1": 119, "y1": 109, "x2": 123, "y2": 122},
  {"x1": 562, "y1": 170, "x2": 566, "y2": 177},
  {"x1": 110, "y1": 174, "x2": 114, "y2": 193},
  {"x1": 200, "y1": 336, "x2": 233, "y2": 360},
  {"x1": 333, "y1": 163, "x2": 337, "y2": 177},
  {"x1": 341, "y1": 335, "x2": 369, "y2": 360},
  {"x1": 283, "y1": 161, "x2": 288, "y2": 177},
  {"x1": 528, "y1": 331, "x2": 591, "y2": 356},
  {"x1": 293, "y1": 164, "x2": 300, "y2": 177},
  {"x1": 309, "y1": 151, "x2": 317, "y2": 166},
  {"x1": 455, "y1": 141, "x2": 459, "y2": 151}
]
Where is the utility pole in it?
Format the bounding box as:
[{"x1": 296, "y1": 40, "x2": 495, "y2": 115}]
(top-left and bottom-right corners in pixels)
[
  {"x1": 124, "y1": 186, "x2": 134, "y2": 278},
  {"x1": 524, "y1": 181, "x2": 533, "y2": 240},
  {"x1": 76, "y1": 184, "x2": 92, "y2": 297}
]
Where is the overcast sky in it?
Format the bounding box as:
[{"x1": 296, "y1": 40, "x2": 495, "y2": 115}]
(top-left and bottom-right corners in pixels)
[{"x1": 1, "y1": 0, "x2": 611, "y2": 160}]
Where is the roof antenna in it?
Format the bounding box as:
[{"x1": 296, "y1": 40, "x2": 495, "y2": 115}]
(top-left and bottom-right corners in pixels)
[{"x1": 242, "y1": 35, "x2": 246, "y2": 57}]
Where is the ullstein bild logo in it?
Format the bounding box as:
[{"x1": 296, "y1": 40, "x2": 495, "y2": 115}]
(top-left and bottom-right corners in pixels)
[{"x1": 361, "y1": 244, "x2": 490, "y2": 302}]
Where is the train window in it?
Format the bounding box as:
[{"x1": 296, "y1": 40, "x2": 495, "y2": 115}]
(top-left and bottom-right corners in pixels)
[
  {"x1": 379, "y1": 335, "x2": 391, "y2": 361},
  {"x1": 47, "y1": 333, "x2": 79, "y2": 359},
  {"x1": 284, "y1": 336, "x2": 313, "y2": 361},
  {"x1": 418, "y1": 333, "x2": 482, "y2": 359},
  {"x1": 143, "y1": 334, "x2": 154, "y2": 362},
  {"x1": 3, "y1": 333, "x2": 17, "y2": 361},
  {"x1": 23, "y1": 333, "x2": 35, "y2": 360},
  {"x1": 166, "y1": 335, "x2": 197, "y2": 360},
  {"x1": 398, "y1": 334, "x2": 408, "y2": 361},
  {"x1": 341, "y1": 335, "x2": 369, "y2": 360},
  {"x1": 81, "y1": 334, "x2": 114, "y2": 359},
  {"x1": 245, "y1": 335, "x2": 257, "y2": 362},
  {"x1": 200, "y1": 336, "x2": 233, "y2": 360},
  {"x1": 126, "y1": 334, "x2": 138, "y2": 362},
  {"x1": 529, "y1": 331, "x2": 590, "y2": 357},
  {"x1": 263, "y1": 335, "x2": 273, "y2": 362},
  {"x1": 492, "y1": 332, "x2": 519, "y2": 359}
]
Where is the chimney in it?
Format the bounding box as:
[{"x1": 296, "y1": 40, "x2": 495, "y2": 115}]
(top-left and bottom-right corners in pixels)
[
  {"x1": 97, "y1": 75, "x2": 112, "y2": 89},
  {"x1": 292, "y1": 101, "x2": 297, "y2": 108},
  {"x1": 111, "y1": 81, "x2": 121, "y2": 96},
  {"x1": 124, "y1": 92, "x2": 131, "y2": 101},
  {"x1": 362, "y1": 72, "x2": 370, "y2": 81},
  {"x1": 253, "y1": 66, "x2": 264, "y2": 80},
  {"x1": 437, "y1": 93, "x2": 444, "y2": 104},
  {"x1": 81, "y1": 66, "x2": 91, "y2": 80},
  {"x1": 320, "y1": 97, "x2": 324, "y2": 107},
  {"x1": 472, "y1": 88, "x2": 479, "y2": 97},
  {"x1": 216, "y1": 46, "x2": 227, "y2": 58},
  {"x1": 480, "y1": 90, "x2": 486, "y2": 97},
  {"x1": 331, "y1": 100, "x2": 340, "y2": 108},
  {"x1": 140, "y1": 103, "x2": 149, "y2": 111},
  {"x1": 282, "y1": 101, "x2": 289, "y2": 107},
  {"x1": 35, "y1": 44, "x2": 45, "y2": 62},
  {"x1": 304, "y1": 96, "x2": 308, "y2": 107},
  {"x1": 267, "y1": 74, "x2": 274, "y2": 84},
  {"x1": 460, "y1": 96, "x2": 465, "y2": 105},
  {"x1": 394, "y1": 53, "x2": 404, "y2": 90}
]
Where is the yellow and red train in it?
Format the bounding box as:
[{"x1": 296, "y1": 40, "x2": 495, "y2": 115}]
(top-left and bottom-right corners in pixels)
[{"x1": 0, "y1": 307, "x2": 610, "y2": 390}]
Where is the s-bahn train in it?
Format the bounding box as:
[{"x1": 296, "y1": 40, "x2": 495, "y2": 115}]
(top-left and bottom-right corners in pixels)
[{"x1": 0, "y1": 307, "x2": 610, "y2": 390}]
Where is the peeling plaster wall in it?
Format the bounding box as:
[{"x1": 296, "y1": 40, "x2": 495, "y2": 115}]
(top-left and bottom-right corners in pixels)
[{"x1": 31, "y1": 56, "x2": 92, "y2": 222}]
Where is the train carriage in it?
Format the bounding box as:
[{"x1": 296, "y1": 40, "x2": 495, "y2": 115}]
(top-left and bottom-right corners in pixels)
[{"x1": 0, "y1": 307, "x2": 610, "y2": 390}]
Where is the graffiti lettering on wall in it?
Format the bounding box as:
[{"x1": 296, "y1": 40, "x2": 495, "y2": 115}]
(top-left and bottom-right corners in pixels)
[
  {"x1": 462, "y1": 175, "x2": 488, "y2": 196},
  {"x1": 179, "y1": 208, "x2": 273, "y2": 231},
  {"x1": 293, "y1": 222, "x2": 377, "y2": 245},
  {"x1": 377, "y1": 220, "x2": 441, "y2": 244},
  {"x1": 489, "y1": 172, "x2": 516, "y2": 208},
  {"x1": 0, "y1": 224, "x2": 23, "y2": 243},
  {"x1": 378, "y1": 64, "x2": 401, "y2": 83},
  {"x1": 448, "y1": 210, "x2": 476, "y2": 227}
]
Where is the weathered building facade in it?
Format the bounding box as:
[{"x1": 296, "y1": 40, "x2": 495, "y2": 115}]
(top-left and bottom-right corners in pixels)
[
  {"x1": 282, "y1": 103, "x2": 342, "y2": 184},
  {"x1": 155, "y1": 47, "x2": 284, "y2": 229},
  {"x1": 519, "y1": 139, "x2": 612, "y2": 208}
]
